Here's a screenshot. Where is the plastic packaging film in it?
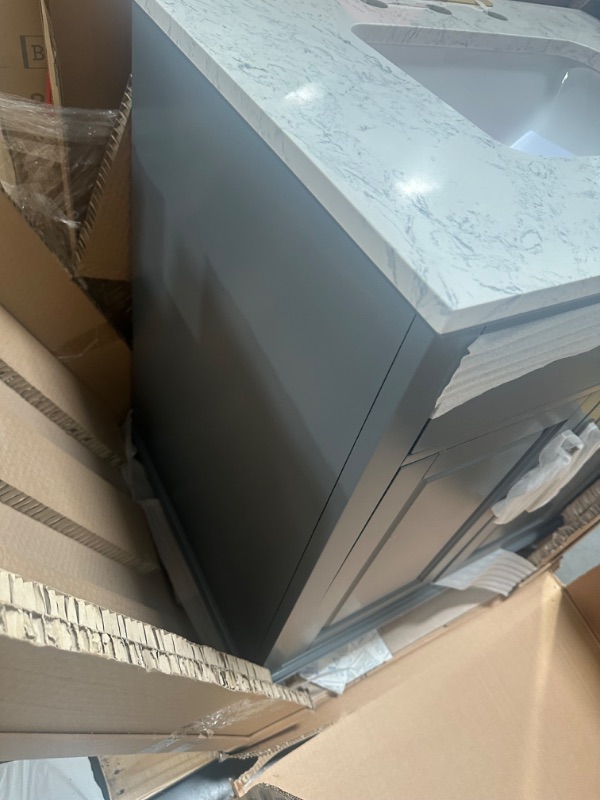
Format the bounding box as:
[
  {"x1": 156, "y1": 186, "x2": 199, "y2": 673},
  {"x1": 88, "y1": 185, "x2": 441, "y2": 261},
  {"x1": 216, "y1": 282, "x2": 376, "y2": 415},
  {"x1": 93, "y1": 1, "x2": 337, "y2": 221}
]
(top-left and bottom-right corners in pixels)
[
  {"x1": 492, "y1": 423, "x2": 600, "y2": 524},
  {"x1": 139, "y1": 700, "x2": 279, "y2": 754},
  {"x1": 0, "y1": 92, "x2": 117, "y2": 268}
]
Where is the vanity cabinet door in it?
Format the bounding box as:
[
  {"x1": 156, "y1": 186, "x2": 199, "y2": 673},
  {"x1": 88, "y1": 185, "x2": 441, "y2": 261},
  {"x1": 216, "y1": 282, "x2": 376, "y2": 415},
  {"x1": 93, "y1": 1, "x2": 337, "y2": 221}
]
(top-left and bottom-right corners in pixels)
[
  {"x1": 327, "y1": 419, "x2": 549, "y2": 625},
  {"x1": 428, "y1": 391, "x2": 600, "y2": 583}
]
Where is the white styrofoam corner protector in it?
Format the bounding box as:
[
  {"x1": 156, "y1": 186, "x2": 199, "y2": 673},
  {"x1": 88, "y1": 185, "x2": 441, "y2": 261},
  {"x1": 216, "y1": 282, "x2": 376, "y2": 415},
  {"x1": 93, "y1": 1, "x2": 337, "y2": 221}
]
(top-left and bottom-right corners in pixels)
[{"x1": 434, "y1": 549, "x2": 536, "y2": 597}]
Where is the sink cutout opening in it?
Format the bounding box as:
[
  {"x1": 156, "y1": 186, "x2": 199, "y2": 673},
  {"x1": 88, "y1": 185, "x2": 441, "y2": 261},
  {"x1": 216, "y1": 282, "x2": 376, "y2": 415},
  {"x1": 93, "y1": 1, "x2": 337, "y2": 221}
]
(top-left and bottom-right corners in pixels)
[{"x1": 353, "y1": 26, "x2": 600, "y2": 157}]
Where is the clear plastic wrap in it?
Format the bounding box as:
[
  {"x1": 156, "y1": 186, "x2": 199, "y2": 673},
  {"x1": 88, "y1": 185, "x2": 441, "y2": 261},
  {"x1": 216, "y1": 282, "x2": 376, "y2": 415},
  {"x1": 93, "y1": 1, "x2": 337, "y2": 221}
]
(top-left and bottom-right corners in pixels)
[
  {"x1": 0, "y1": 92, "x2": 117, "y2": 267},
  {"x1": 492, "y1": 424, "x2": 600, "y2": 524}
]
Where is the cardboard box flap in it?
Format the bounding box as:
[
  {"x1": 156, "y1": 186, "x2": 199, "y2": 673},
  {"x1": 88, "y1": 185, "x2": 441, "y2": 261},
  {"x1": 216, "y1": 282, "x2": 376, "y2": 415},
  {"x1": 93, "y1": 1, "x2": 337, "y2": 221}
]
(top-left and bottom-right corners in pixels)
[
  {"x1": 40, "y1": 0, "x2": 131, "y2": 111},
  {"x1": 0, "y1": 186, "x2": 130, "y2": 419},
  {"x1": 248, "y1": 573, "x2": 600, "y2": 800},
  {"x1": 0, "y1": 378, "x2": 123, "y2": 489},
  {"x1": 0, "y1": 402, "x2": 157, "y2": 573},
  {"x1": 0, "y1": 500, "x2": 191, "y2": 636},
  {"x1": 566, "y1": 563, "x2": 600, "y2": 643},
  {"x1": 0, "y1": 567, "x2": 311, "y2": 760},
  {"x1": 0, "y1": 1, "x2": 47, "y2": 101},
  {"x1": 0, "y1": 303, "x2": 125, "y2": 465}
]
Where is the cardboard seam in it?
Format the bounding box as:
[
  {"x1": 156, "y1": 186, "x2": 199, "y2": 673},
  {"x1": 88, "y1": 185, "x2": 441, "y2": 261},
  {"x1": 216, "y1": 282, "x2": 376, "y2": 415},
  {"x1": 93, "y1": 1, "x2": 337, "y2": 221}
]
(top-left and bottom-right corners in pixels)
[
  {"x1": 0, "y1": 480, "x2": 155, "y2": 574},
  {"x1": 561, "y1": 581, "x2": 600, "y2": 649},
  {"x1": 0, "y1": 567, "x2": 311, "y2": 710},
  {"x1": 0, "y1": 359, "x2": 122, "y2": 466}
]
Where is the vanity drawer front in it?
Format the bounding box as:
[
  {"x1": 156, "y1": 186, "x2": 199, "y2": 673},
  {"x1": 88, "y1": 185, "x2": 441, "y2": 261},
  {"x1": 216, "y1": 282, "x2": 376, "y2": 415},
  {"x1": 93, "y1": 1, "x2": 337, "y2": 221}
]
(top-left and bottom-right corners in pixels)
[
  {"x1": 326, "y1": 418, "x2": 549, "y2": 626},
  {"x1": 411, "y1": 342, "x2": 600, "y2": 459}
]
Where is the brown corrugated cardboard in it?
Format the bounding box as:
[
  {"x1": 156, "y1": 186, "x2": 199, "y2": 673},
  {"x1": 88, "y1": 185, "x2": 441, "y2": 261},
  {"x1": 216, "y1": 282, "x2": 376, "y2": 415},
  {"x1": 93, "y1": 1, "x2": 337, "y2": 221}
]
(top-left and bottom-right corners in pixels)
[
  {"x1": 39, "y1": 1, "x2": 133, "y2": 334},
  {"x1": 0, "y1": 403, "x2": 157, "y2": 573},
  {"x1": 247, "y1": 568, "x2": 600, "y2": 800},
  {"x1": 0, "y1": 1, "x2": 133, "y2": 420},
  {"x1": 0, "y1": 566, "x2": 311, "y2": 760},
  {"x1": 100, "y1": 754, "x2": 217, "y2": 800},
  {"x1": 0, "y1": 379, "x2": 124, "y2": 490},
  {"x1": 40, "y1": 0, "x2": 131, "y2": 111},
  {"x1": 0, "y1": 502, "x2": 190, "y2": 635},
  {"x1": 0, "y1": 303, "x2": 124, "y2": 464},
  {"x1": 76, "y1": 87, "x2": 131, "y2": 283},
  {"x1": 0, "y1": 1, "x2": 47, "y2": 100},
  {"x1": 566, "y1": 566, "x2": 600, "y2": 640},
  {"x1": 0, "y1": 188, "x2": 131, "y2": 419},
  {"x1": 73, "y1": 85, "x2": 132, "y2": 336}
]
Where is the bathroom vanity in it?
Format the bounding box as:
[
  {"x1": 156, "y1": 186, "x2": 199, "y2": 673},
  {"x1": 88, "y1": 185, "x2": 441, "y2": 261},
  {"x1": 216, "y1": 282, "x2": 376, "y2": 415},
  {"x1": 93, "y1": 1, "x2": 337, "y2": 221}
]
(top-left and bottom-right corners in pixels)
[{"x1": 132, "y1": 0, "x2": 600, "y2": 672}]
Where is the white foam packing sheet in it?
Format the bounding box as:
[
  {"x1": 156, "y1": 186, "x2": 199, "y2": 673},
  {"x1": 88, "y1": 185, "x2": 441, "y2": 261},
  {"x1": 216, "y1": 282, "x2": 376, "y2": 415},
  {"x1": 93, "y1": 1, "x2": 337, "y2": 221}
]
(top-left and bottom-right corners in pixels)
[{"x1": 432, "y1": 304, "x2": 600, "y2": 418}]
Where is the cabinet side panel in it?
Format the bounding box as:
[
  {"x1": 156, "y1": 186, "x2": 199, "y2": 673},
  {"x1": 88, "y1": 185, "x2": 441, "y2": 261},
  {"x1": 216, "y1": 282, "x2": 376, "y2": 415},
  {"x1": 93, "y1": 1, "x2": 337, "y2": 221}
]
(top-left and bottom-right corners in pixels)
[{"x1": 131, "y1": 8, "x2": 414, "y2": 657}]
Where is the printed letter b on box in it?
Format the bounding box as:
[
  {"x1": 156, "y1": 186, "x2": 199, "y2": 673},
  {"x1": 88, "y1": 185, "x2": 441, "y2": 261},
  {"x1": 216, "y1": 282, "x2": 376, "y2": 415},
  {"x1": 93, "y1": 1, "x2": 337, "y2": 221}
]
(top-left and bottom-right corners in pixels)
[{"x1": 20, "y1": 36, "x2": 47, "y2": 69}]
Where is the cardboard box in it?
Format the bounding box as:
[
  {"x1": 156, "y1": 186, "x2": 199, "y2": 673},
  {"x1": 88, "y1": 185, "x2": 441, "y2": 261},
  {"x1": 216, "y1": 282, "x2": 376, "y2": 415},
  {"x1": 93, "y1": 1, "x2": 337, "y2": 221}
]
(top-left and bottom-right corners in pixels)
[
  {"x1": 0, "y1": 303, "x2": 125, "y2": 466},
  {"x1": 0, "y1": 402, "x2": 157, "y2": 573},
  {"x1": 0, "y1": 156, "x2": 131, "y2": 420},
  {"x1": 243, "y1": 567, "x2": 600, "y2": 800},
  {"x1": 0, "y1": 502, "x2": 190, "y2": 636},
  {"x1": 0, "y1": 1, "x2": 47, "y2": 101},
  {"x1": 0, "y1": 378, "x2": 124, "y2": 490},
  {"x1": 0, "y1": 0, "x2": 133, "y2": 419},
  {"x1": 0, "y1": 565, "x2": 311, "y2": 760},
  {"x1": 40, "y1": 0, "x2": 131, "y2": 111},
  {"x1": 2, "y1": 557, "x2": 598, "y2": 793},
  {"x1": 41, "y1": 0, "x2": 133, "y2": 298}
]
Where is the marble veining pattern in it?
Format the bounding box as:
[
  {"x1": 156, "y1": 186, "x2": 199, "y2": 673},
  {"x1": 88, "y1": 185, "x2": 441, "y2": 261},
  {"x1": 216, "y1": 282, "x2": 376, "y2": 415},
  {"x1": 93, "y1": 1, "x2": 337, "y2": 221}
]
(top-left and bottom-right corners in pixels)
[{"x1": 134, "y1": 0, "x2": 600, "y2": 332}]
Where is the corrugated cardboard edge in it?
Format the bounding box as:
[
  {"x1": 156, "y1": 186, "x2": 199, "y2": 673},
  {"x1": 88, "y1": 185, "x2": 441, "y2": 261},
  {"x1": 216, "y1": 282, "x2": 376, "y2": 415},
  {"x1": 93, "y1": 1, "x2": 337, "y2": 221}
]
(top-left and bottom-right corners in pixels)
[
  {"x1": 0, "y1": 500, "x2": 190, "y2": 636},
  {"x1": 37, "y1": 0, "x2": 79, "y2": 262},
  {"x1": 75, "y1": 81, "x2": 131, "y2": 283},
  {"x1": 0, "y1": 185, "x2": 131, "y2": 420},
  {"x1": 0, "y1": 565, "x2": 312, "y2": 759},
  {"x1": 0, "y1": 404, "x2": 157, "y2": 573},
  {"x1": 0, "y1": 377, "x2": 124, "y2": 489},
  {"x1": 0, "y1": 304, "x2": 125, "y2": 465}
]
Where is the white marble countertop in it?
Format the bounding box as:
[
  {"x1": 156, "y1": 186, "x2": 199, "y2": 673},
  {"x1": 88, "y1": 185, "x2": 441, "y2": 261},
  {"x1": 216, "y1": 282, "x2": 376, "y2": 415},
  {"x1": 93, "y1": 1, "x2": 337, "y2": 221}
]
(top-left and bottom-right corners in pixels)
[{"x1": 134, "y1": 0, "x2": 600, "y2": 333}]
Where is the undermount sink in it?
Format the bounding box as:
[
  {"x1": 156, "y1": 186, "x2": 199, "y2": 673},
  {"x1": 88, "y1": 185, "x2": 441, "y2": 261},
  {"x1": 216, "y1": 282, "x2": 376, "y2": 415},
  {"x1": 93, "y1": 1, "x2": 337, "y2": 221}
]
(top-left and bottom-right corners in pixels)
[{"x1": 353, "y1": 25, "x2": 600, "y2": 157}]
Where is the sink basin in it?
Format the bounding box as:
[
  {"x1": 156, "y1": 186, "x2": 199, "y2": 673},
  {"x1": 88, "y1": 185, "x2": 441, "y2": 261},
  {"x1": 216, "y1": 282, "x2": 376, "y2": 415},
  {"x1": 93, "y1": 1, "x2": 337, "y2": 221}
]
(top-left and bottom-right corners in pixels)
[{"x1": 353, "y1": 25, "x2": 600, "y2": 157}]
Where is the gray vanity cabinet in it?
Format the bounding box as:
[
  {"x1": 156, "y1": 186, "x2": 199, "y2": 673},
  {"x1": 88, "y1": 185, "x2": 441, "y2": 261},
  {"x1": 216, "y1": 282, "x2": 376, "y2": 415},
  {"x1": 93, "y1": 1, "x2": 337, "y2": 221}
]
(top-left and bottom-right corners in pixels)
[
  {"x1": 326, "y1": 388, "x2": 600, "y2": 629},
  {"x1": 132, "y1": 7, "x2": 600, "y2": 673},
  {"x1": 327, "y1": 425, "x2": 548, "y2": 626}
]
